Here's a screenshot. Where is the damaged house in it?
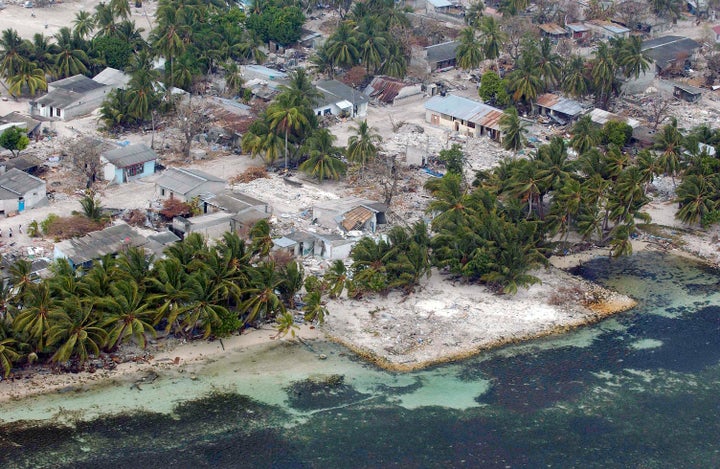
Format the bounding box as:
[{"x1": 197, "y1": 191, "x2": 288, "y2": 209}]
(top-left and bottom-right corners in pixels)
[
  {"x1": 424, "y1": 94, "x2": 504, "y2": 142},
  {"x1": 363, "y1": 76, "x2": 422, "y2": 105},
  {"x1": 312, "y1": 197, "x2": 388, "y2": 234}
]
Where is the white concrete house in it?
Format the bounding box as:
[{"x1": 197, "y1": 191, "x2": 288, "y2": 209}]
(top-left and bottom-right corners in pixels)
[
  {"x1": 154, "y1": 168, "x2": 226, "y2": 202},
  {"x1": 313, "y1": 80, "x2": 368, "y2": 118},
  {"x1": 29, "y1": 68, "x2": 128, "y2": 121},
  {"x1": 0, "y1": 168, "x2": 46, "y2": 215},
  {"x1": 101, "y1": 144, "x2": 157, "y2": 184}
]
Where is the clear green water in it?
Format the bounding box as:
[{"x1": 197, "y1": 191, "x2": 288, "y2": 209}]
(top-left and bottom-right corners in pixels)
[{"x1": 1, "y1": 252, "x2": 719, "y2": 468}]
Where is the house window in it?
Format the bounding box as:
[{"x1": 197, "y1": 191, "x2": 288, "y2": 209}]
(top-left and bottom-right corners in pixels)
[
  {"x1": 161, "y1": 188, "x2": 166, "y2": 196},
  {"x1": 125, "y1": 163, "x2": 144, "y2": 177},
  {"x1": 56, "y1": 108, "x2": 61, "y2": 117}
]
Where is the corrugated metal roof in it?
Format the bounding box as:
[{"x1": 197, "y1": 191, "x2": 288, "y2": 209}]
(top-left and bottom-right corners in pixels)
[
  {"x1": 642, "y1": 36, "x2": 700, "y2": 68},
  {"x1": 589, "y1": 108, "x2": 640, "y2": 128},
  {"x1": 34, "y1": 89, "x2": 81, "y2": 108},
  {"x1": 425, "y1": 41, "x2": 458, "y2": 63},
  {"x1": 427, "y1": 0, "x2": 452, "y2": 7},
  {"x1": 475, "y1": 109, "x2": 504, "y2": 131},
  {"x1": 155, "y1": 168, "x2": 225, "y2": 196},
  {"x1": 200, "y1": 190, "x2": 266, "y2": 213},
  {"x1": 316, "y1": 80, "x2": 369, "y2": 105},
  {"x1": 425, "y1": 94, "x2": 504, "y2": 127},
  {"x1": 539, "y1": 23, "x2": 566, "y2": 35},
  {"x1": 364, "y1": 76, "x2": 407, "y2": 103},
  {"x1": 103, "y1": 143, "x2": 157, "y2": 168},
  {"x1": 55, "y1": 223, "x2": 148, "y2": 266},
  {"x1": 0, "y1": 168, "x2": 44, "y2": 196},
  {"x1": 342, "y1": 206, "x2": 374, "y2": 231},
  {"x1": 566, "y1": 23, "x2": 589, "y2": 32},
  {"x1": 535, "y1": 93, "x2": 585, "y2": 117},
  {"x1": 50, "y1": 74, "x2": 104, "y2": 93},
  {"x1": 93, "y1": 67, "x2": 130, "y2": 88},
  {"x1": 673, "y1": 81, "x2": 703, "y2": 95}
]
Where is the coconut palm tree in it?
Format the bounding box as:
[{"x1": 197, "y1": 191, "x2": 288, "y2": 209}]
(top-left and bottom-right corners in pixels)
[
  {"x1": 424, "y1": 173, "x2": 473, "y2": 230},
  {"x1": 223, "y1": 61, "x2": 243, "y2": 97},
  {"x1": 94, "y1": 2, "x2": 119, "y2": 39},
  {"x1": 456, "y1": 27, "x2": 483, "y2": 71},
  {"x1": 508, "y1": 50, "x2": 543, "y2": 107},
  {"x1": 73, "y1": 10, "x2": 96, "y2": 40},
  {"x1": 267, "y1": 93, "x2": 310, "y2": 171},
  {"x1": 675, "y1": 174, "x2": 716, "y2": 225},
  {"x1": 617, "y1": 35, "x2": 650, "y2": 79},
  {"x1": 570, "y1": 115, "x2": 600, "y2": 155},
  {"x1": 47, "y1": 299, "x2": 107, "y2": 363},
  {"x1": 110, "y1": 0, "x2": 132, "y2": 19},
  {"x1": 0, "y1": 28, "x2": 31, "y2": 80},
  {"x1": 240, "y1": 262, "x2": 286, "y2": 325},
  {"x1": 100, "y1": 281, "x2": 156, "y2": 350},
  {"x1": 562, "y1": 55, "x2": 589, "y2": 99},
  {"x1": 299, "y1": 128, "x2": 347, "y2": 182},
  {"x1": 241, "y1": 119, "x2": 284, "y2": 166},
  {"x1": 323, "y1": 260, "x2": 348, "y2": 298},
  {"x1": 7, "y1": 61, "x2": 47, "y2": 97},
  {"x1": 591, "y1": 42, "x2": 617, "y2": 109},
  {"x1": 465, "y1": 0, "x2": 485, "y2": 28},
  {"x1": 477, "y1": 16, "x2": 505, "y2": 64},
  {"x1": 12, "y1": 282, "x2": 58, "y2": 353},
  {"x1": 499, "y1": 107, "x2": 527, "y2": 153},
  {"x1": 346, "y1": 119, "x2": 382, "y2": 173},
  {"x1": 654, "y1": 118, "x2": 685, "y2": 183},
  {"x1": 357, "y1": 17, "x2": 388, "y2": 73},
  {"x1": 536, "y1": 37, "x2": 562, "y2": 90},
  {"x1": 54, "y1": 27, "x2": 90, "y2": 78},
  {"x1": 29, "y1": 33, "x2": 58, "y2": 78},
  {"x1": 0, "y1": 337, "x2": 20, "y2": 378},
  {"x1": 324, "y1": 21, "x2": 359, "y2": 69}
]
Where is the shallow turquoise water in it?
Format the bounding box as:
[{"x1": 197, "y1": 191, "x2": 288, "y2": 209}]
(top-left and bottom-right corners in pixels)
[{"x1": 1, "y1": 252, "x2": 719, "y2": 468}]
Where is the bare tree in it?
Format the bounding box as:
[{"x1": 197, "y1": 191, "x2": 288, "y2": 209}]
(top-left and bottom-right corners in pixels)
[
  {"x1": 65, "y1": 137, "x2": 108, "y2": 188},
  {"x1": 175, "y1": 98, "x2": 211, "y2": 159},
  {"x1": 615, "y1": 0, "x2": 649, "y2": 31},
  {"x1": 502, "y1": 17, "x2": 537, "y2": 63},
  {"x1": 644, "y1": 92, "x2": 672, "y2": 130},
  {"x1": 372, "y1": 152, "x2": 401, "y2": 207}
]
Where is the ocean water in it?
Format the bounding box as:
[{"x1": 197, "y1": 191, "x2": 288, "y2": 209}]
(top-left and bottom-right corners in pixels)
[{"x1": 1, "y1": 252, "x2": 719, "y2": 468}]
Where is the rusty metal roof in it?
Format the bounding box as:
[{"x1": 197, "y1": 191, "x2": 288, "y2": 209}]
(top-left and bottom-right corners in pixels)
[
  {"x1": 538, "y1": 23, "x2": 566, "y2": 35},
  {"x1": 474, "y1": 109, "x2": 504, "y2": 131},
  {"x1": 342, "y1": 206, "x2": 374, "y2": 231},
  {"x1": 365, "y1": 76, "x2": 406, "y2": 104},
  {"x1": 535, "y1": 93, "x2": 585, "y2": 117}
]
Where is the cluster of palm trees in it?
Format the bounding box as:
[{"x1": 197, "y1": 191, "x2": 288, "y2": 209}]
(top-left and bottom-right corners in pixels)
[
  {"x1": 655, "y1": 122, "x2": 720, "y2": 226},
  {"x1": 242, "y1": 68, "x2": 382, "y2": 181},
  {"x1": 312, "y1": 0, "x2": 411, "y2": 79},
  {"x1": 0, "y1": 222, "x2": 341, "y2": 377},
  {"x1": 0, "y1": 0, "x2": 146, "y2": 97},
  {"x1": 456, "y1": 14, "x2": 651, "y2": 110}
]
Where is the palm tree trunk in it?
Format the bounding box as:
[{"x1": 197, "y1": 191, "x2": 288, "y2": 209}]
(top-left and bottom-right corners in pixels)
[{"x1": 284, "y1": 128, "x2": 289, "y2": 171}]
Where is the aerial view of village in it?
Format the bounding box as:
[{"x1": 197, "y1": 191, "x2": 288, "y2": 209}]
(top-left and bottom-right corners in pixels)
[{"x1": 0, "y1": 0, "x2": 719, "y2": 466}]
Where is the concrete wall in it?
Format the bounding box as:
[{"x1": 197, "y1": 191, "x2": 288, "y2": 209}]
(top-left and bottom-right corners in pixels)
[
  {"x1": 103, "y1": 160, "x2": 155, "y2": 184},
  {"x1": 158, "y1": 180, "x2": 226, "y2": 202},
  {"x1": 0, "y1": 183, "x2": 46, "y2": 215}
]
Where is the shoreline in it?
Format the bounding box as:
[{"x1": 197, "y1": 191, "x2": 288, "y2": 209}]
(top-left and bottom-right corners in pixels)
[{"x1": 0, "y1": 233, "x2": 712, "y2": 405}]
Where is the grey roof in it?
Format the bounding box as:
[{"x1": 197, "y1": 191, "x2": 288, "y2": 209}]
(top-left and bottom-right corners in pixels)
[
  {"x1": 242, "y1": 64, "x2": 289, "y2": 80},
  {"x1": 0, "y1": 155, "x2": 43, "y2": 172},
  {"x1": 0, "y1": 168, "x2": 45, "y2": 197},
  {"x1": 673, "y1": 81, "x2": 703, "y2": 95},
  {"x1": 55, "y1": 223, "x2": 148, "y2": 266},
  {"x1": 427, "y1": 0, "x2": 452, "y2": 7},
  {"x1": 273, "y1": 236, "x2": 297, "y2": 248},
  {"x1": 425, "y1": 41, "x2": 458, "y2": 63},
  {"x1": 535, "y1": 93, "x2": 585, "y2": 117},
  {"x1": 34, "y1": 89, "x2": 81, "y2": 108},
  {"x1": 200, "y1": 190, "x2": 267, "y2": 213},
  {"x1": 49, "y1": 74, "x2": 104, "y2": 93},
  {"x1": 93, "y1": 67, "x2": 130, "y2": 88},
  {"x1": 0, "y1": 112, "x2": 40, "y2": 133},
  {"x1": 588, "y1": 108, "x2": 640, "y2": 128},
  {"x1": 155, "y1": 167, "x2": 225, "y2": 196},
  {"x1": 103, "y1": 143, "x2": 157, "y2": 168},
  {"x1": 566, "y1": 23, "x2": 589, "y2": 32},
  {"x1": 424, "y1": 94, "x2": 504, "y2": 129},
  {"x1": 147, "y1": 230, "x2": 181, "y2": 245},
  {"x1": 642, "y1": 36, "x2": 700, "y2": 68},
  {"x1": 315, "y1": 80, "x2": 369, "y2": 106}
]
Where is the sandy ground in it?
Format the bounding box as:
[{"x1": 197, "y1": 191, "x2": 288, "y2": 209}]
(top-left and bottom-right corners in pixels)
[{"x1": 0, "y1": 0, "x2": 155, "y2": 42}]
